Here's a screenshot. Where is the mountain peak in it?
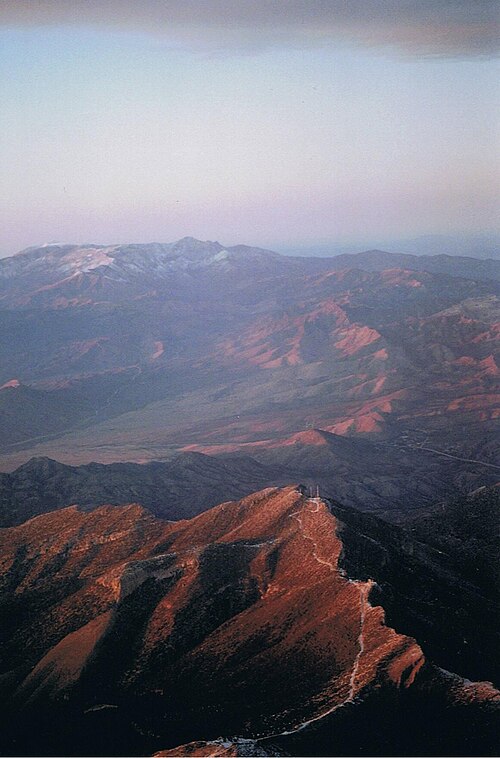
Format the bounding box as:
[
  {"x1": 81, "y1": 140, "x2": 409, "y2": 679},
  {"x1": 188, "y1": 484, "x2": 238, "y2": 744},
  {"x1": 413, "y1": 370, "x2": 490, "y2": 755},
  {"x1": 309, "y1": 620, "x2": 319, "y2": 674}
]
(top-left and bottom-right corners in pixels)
[
  {"x1": 15, "y1": 456, "x2": 69, "y2": 475},
  {"x1": 2, "y1": 486, "x2": 425, "y2": 741},
  {"x1": 177, "y1": 235, "x2": 218, "y2": 245},
  {"x1": 168, "y1": 237, "x2": 225, "y2": 256}
]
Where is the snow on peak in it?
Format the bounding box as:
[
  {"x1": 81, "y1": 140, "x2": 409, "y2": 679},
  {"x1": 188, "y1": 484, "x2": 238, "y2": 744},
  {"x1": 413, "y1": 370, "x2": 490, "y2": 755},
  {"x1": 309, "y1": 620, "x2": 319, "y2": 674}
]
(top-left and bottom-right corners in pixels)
[{"x1": 63, "y1": 246, "x2": 117, "y2": 273}]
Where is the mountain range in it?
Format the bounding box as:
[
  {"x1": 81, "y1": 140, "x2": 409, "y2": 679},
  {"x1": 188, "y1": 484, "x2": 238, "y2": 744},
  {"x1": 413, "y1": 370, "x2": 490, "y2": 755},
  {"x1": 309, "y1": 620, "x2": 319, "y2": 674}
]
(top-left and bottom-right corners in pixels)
[
  {"x1": 0, "y1": 240, "x2": 498, "y2": 498},
  {"x1": 282, "y1": 234, "x2": 500, "y2": 261},
  {"x1": 1, "y1": 428, "x2": 498, "y2": 528}
]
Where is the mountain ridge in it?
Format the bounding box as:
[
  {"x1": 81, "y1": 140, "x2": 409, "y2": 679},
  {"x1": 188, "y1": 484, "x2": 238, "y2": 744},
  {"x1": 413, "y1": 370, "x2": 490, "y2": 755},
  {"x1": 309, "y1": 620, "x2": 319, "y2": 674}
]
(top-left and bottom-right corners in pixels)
[
  {"x1": 1, "y1": 486, "x2": 497, "y2": 757},
  {"x1": 2, "y1": 427, "x2": 499, "y2": 526}
]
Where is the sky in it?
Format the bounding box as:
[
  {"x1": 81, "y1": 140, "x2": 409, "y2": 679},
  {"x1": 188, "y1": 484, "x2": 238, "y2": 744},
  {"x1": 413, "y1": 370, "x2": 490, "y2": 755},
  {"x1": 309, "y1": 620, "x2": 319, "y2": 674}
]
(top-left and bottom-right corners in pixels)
[{"x1": 0, "y1": 1, "x2": 499, "y2": 257}]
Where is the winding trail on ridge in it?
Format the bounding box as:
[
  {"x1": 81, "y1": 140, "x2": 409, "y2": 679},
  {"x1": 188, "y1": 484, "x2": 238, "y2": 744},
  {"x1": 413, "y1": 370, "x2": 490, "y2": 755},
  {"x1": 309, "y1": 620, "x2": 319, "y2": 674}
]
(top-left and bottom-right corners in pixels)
[{"x1": 254, "y1": 496, "x2": 374, "y2": 740}]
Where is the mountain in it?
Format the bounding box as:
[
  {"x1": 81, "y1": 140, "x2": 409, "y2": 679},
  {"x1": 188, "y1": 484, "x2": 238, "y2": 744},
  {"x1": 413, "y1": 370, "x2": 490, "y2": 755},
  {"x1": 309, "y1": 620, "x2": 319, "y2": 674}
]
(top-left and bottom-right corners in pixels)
[
  {"x1": 0, "y1": 238, "x2": 295, "y2": 310},
  {"x1": 390, "y1": 234, "x2": 500, "y2": 261},
  {"x1": 0, "y1": 238, "x2": 498, "y2": 518},
  {"x1": 246, "y1": 429, "x2": 500, "y2": 521},
  {"x1": 3, "y1": 459, "x2": 492, "y2": 682},
  {"x1": 3, "y1": 241, "x2": 498, "y2": 302},
  {"x1": 1, "y1": 486, "x2": 498, "y2": 757},
  {"x1": 280, "y1": 234, "x2": 500, "y2": 261},
  {"x1": 154, "y1": 740, "x2": 286, "y2": 756},
  {"x1": 2, "y1": 237, "x2": 498, "y2": 756},
  {"x1": 0, "y1": 453, "x2": 286, "y2": 527},
  {"x1": 308, "y1": 249, "x2": 500, "y2": 281},
  {"x1": 2, "y1": 428, "x2": 499, "y2": 528}
]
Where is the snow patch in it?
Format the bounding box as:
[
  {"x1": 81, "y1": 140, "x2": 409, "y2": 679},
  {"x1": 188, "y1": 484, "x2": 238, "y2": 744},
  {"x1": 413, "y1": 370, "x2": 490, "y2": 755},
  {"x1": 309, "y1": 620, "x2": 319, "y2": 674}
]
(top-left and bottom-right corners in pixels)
[{"x1": 63, "y1": 246, "x2": 117, "y2": 273}]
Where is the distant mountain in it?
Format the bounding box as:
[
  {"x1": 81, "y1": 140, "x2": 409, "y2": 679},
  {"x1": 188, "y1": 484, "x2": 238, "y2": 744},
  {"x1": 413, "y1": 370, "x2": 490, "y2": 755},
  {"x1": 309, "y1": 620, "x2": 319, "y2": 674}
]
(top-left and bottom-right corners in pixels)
[
  {"x1": 282, "y1": 234, "x2": 500, "y2": 261},
  {"x1": 308, "y1": 249, "x2": 500, "y2": 281},
  {"x1": 1, "y1": 239, "x2": 498, "y2": 311},
  {"x1": 0, "y1": 238, "x2": 289, "y2": 310},
  {"x1": 1, "y1": 486, "x2": 497, "y2": 757},
  {"x1": 391, "y1": 234, "x2": 500, "y2": 260},
  {"x1": 0, "y1": 238, "x2": 498, "y2": 514}
]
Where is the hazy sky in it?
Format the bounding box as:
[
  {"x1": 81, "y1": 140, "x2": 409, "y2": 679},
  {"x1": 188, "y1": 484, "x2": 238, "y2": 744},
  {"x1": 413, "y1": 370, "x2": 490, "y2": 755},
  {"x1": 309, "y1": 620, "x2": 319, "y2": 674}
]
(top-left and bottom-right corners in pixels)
[{"x1": 0, "y1": 1, "x2": 499, "y2": 256}]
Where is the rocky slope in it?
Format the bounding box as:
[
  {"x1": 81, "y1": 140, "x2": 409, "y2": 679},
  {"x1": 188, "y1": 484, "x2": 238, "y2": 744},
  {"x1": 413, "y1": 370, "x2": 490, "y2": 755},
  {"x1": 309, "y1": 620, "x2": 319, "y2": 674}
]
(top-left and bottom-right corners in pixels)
[
  {"x1": 408, "y1": 485, "x2": 500, "y2": 595},
  {"x1": 154, "y1": 739, "x2": 286, "y2": 756},
  {"x1": 329, "y1": 492, "x2": 500, "y2": 686},
  {"x1": 0, "y1": 486, "x2": 498, "y2": 756}
]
